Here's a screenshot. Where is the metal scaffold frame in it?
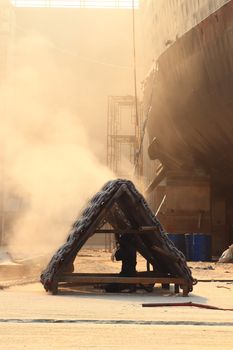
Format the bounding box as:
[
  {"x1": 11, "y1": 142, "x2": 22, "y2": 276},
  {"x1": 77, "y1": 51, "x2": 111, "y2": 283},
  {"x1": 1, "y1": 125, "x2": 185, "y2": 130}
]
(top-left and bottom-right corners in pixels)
[
  {"x1": 106, "y1": 95, "x2": 143, "y2": 252},
  {"x1": 107, "y1": 95, "x2": 143, "y2": 180}
]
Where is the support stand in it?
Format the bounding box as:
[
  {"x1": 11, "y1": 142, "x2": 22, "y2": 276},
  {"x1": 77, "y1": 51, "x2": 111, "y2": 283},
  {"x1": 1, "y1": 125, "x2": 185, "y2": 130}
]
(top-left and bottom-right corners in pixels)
[{"x1": 50, "y1": 227, "x2": 190, "y2": 297}]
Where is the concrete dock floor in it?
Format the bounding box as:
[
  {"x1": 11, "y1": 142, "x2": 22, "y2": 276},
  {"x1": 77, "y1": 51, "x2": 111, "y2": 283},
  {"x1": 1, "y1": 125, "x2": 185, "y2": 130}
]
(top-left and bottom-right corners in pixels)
[{"x1": 0, "y1": 250, "x2": 232, "y2": 349}]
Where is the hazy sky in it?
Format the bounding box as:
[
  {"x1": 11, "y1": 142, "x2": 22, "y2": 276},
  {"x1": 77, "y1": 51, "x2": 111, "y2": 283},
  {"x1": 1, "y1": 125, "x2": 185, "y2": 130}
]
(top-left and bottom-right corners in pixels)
[{"x1": 1, "y1": 4, "x2": 143, "y2": 253}]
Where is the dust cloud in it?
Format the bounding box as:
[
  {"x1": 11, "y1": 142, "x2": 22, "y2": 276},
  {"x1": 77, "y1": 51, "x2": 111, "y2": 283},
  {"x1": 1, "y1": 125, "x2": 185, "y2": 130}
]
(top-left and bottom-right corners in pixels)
[{"x1": 0, "y1": 33, "x2": 114, "y2": 257}]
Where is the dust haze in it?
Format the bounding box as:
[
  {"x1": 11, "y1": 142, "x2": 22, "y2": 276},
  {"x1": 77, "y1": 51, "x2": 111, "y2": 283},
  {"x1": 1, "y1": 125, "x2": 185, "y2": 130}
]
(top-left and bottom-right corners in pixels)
[{"x1": 0, "y1": 33, "x2": 114, "y2": 256}]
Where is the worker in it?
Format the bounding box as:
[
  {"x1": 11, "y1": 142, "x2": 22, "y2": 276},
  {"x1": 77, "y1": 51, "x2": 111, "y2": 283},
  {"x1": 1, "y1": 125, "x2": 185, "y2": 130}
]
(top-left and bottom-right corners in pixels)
[{"x1": 105, "y1": 234, "x2": 137, "y2": 292}]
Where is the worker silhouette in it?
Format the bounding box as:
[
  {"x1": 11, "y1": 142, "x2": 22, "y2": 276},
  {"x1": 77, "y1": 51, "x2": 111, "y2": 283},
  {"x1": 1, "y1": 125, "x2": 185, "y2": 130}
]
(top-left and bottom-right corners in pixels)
[{"x1": 105, "y1": 234, "x2": 137, "y2": 292}]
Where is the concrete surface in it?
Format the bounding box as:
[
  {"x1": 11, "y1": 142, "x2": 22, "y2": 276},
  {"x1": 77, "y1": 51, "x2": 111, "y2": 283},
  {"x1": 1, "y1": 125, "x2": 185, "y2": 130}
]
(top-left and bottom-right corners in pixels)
[
  {"x1": 0, "y1": 281, "x2": 232, "y2": 349},
  {"x1": 0, "y1": 250, "x2": 232, "y2": 349}
]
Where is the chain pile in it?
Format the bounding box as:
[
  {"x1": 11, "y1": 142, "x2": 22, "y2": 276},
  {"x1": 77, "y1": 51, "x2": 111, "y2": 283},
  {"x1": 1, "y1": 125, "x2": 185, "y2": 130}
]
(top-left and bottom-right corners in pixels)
[{"x1": 41, "y1": 179, "x2": 196, "y2": 292}]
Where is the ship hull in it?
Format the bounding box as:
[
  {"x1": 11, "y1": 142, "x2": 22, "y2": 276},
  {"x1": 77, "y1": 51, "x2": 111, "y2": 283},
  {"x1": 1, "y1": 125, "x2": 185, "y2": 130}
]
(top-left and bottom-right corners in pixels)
[
  {"x1": 142, "y1": 0, "x2": 233, "y2": 254},
  {"x1": 145, "y1": 0, "x2": 233, "y2": 186}
]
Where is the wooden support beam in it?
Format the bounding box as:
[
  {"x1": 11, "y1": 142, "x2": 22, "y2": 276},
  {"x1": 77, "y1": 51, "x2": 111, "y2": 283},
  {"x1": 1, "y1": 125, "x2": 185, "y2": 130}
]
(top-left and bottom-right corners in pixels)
[
  {"x1": 182, "y1": 284, "x2": 189, "y2": 297},
  {"x1": 59, "y1": 272, "x2": 170, "y2": 277},
  {"x1": 95, "y1": 226, "x2": 158, "y2": 234},
  {"x1": 58, "y1": 273, "x2": 186, "y2": 286}
]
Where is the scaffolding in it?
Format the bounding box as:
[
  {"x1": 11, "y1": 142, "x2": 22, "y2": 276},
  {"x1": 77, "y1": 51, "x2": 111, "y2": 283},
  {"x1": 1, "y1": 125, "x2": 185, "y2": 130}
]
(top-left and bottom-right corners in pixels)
[
  {"x1": 105, "y1": 95, "x2": 143, "y2": 251},
  {"x1": 107, "y1": 95, "x2": 143, "y2": 179}
]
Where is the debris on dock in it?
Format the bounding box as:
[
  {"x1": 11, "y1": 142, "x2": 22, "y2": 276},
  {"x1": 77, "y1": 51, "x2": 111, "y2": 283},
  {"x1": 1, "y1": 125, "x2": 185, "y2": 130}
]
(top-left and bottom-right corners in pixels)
[{"x1": 218, "y1": 245, "x2": 233, "y2": 263}]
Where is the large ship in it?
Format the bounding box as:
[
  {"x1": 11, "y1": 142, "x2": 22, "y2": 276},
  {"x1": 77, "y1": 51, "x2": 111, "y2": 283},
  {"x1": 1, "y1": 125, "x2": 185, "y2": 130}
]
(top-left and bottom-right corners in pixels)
[{"x1": 141, "y1": 0, "x2": 233, "y2": 255}]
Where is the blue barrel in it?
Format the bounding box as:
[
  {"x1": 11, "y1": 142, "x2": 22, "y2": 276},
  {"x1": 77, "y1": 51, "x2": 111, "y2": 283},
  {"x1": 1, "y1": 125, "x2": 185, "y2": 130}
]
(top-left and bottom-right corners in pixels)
[
  {"x1": 167, "y1": 233, "x2": 186, "y2": 257},
  {"x1": 185, "y1": 233, "x2": 211, "y2": 261},
  {"x1": 185, "y1": 234, "x2": 194, "y2": 261}
]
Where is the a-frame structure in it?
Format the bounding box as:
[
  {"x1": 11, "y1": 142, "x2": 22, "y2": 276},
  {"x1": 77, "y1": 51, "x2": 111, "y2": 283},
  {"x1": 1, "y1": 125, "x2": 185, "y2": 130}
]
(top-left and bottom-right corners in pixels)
[{"x1": 41, "y1": 179, "x2": 196, "y2": 295}]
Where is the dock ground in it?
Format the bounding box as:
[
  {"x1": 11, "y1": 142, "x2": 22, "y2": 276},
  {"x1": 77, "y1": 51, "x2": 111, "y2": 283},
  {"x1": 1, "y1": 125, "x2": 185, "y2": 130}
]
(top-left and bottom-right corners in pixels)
[{"x1": 0, "y1": 249, "x2": 232, "y2": 349}]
